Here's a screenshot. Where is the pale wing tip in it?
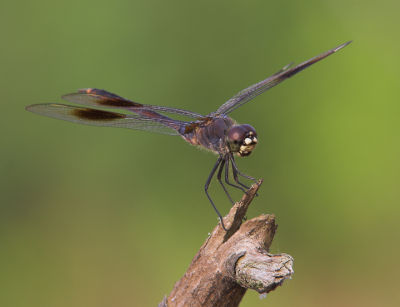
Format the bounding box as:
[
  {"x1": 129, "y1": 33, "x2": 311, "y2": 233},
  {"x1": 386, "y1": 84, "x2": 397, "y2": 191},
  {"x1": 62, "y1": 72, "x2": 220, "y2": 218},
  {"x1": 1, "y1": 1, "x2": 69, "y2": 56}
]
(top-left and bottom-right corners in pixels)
[
  {"x1": 334, "y1": 40, "x2": 353, "y2": 52},
  {"x1": 25, "y1": 103, "x2": 59, "y2": 114},
  {"x1": 25, "y1": 104, "x2": 42, "y2": 112}
]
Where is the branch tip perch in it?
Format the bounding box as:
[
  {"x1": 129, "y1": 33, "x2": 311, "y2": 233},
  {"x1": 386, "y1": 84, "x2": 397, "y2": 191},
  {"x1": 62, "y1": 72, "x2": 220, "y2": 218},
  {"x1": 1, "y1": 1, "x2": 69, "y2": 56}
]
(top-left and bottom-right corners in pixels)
[{"x1": 160, "y1": 180, "x2": 294, "y2": 307}]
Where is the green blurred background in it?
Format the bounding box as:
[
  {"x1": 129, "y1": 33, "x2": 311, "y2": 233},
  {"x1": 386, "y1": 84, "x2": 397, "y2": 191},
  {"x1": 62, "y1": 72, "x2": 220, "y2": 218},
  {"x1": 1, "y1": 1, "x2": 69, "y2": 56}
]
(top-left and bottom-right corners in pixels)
[{"x1": 1, "y1": 0, "x2": 399, "y2": 306}]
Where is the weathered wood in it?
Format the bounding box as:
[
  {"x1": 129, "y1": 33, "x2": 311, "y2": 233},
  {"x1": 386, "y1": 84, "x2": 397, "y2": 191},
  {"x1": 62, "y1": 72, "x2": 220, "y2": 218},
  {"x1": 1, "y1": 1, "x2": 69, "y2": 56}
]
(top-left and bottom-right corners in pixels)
[{"x1": 160, "y1": 180, "x2": 293, "y2": 307}]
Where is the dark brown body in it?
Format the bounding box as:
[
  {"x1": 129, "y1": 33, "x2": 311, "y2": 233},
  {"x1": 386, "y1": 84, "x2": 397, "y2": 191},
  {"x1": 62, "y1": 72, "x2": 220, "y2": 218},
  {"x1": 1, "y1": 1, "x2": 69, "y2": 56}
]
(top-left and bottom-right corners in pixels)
[{"x1": 180, "y1": 115, "x2": 236, "y2": 155}]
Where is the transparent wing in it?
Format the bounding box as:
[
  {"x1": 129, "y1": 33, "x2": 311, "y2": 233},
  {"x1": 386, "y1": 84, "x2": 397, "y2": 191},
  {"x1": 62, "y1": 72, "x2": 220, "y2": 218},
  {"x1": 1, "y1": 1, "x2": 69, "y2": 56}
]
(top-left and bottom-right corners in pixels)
[
  {"x1": 62, "y1": 88, "x2": 204, "y2": 119},
  {"x1": 216, "y1": 41, "x2": 352, "y2": 115},
  {"x1": 26, "y1": 104, "x2": 187, "y2": 135}
]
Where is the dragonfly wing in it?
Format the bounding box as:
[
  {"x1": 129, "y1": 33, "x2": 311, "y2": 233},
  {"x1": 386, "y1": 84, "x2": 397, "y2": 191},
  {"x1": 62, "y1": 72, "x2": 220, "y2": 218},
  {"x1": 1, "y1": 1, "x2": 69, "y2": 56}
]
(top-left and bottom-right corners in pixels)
[
  {"x1": 26, "y1": 104, "x2": 186, "y2": 135},
  {"x1": 216, "y1": 41, "x2": 352, "y2": 115},
  {"x1": 62, "y1": 88, "x2": 204, "y2": 119}
]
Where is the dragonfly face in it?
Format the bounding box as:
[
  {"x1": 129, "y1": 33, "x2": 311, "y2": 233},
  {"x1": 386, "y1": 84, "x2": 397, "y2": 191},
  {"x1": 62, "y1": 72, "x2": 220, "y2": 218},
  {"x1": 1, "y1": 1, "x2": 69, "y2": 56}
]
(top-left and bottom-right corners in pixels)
[
  {"x1": 227, "y1": 124, "x2": 258, "y2": 157},
  {"x1": 26, "y1": 41, "x2": 351, "y2": 231}
]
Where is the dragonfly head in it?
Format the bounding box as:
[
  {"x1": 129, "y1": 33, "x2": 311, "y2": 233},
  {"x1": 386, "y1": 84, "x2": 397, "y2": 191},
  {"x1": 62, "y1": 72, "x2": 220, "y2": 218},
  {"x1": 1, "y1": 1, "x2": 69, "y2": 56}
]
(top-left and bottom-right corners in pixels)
[{"x1": 227, "y1": 124, "x2": 258, "y2": 157}]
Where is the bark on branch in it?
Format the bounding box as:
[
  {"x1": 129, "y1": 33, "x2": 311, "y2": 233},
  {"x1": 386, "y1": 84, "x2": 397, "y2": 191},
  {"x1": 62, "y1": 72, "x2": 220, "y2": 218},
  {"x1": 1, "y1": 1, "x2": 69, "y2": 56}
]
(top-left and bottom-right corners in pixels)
[{"x1": 160, "y1": 180, "x2": 293, "y2": 307}]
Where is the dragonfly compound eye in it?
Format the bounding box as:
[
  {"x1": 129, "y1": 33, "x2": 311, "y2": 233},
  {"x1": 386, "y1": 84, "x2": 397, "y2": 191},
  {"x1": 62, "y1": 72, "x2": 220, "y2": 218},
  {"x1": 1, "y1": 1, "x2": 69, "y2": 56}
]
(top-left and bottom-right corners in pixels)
[{"x1": 227, "y1": 124, "x2": 257, "y2": 156}]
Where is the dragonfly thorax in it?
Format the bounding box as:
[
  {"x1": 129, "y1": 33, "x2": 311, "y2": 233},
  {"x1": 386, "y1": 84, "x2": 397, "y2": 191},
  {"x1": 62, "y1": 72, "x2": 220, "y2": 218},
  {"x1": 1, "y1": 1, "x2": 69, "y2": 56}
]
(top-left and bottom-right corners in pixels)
[{"x1": 227, "y1": 124, "x2": 258, "y2": 157}]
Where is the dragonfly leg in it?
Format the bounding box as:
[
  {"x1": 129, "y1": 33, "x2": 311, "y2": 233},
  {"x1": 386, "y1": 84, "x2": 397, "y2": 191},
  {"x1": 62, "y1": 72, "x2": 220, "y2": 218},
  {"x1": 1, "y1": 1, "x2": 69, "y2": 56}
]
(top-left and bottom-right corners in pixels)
[
  {"x1": 231, "y1": 164, "x2": 250, "y2": 190},
  {"x1": 230, "y1": 155, "x2": 258, "y2": 182},
  {"x1": 205, "y1": 157, "x2": 227, "y2": 231},
  {"x1": 224, "y1": 157, "x2": 247, "y2": 194},
  {"x1": 229, "y1": 155, "x2": 259, "y2": 196},
  {"x1": 217, "y1": 159, "x2": 234, "y2": 204}
]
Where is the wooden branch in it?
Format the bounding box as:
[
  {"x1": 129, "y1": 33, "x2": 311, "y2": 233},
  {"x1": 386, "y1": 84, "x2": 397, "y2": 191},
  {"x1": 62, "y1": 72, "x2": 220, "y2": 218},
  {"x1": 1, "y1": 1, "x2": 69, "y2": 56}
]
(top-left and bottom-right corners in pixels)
[{"x1": 159, "y1": 180, "x2": 293, "y2": 307}]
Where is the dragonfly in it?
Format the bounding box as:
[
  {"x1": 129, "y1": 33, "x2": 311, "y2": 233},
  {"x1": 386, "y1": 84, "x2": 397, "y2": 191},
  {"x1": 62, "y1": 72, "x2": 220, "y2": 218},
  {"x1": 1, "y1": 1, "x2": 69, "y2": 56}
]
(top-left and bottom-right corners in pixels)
[{"x1": 26, "y1": 41, "x2": 351, "y2": 230}]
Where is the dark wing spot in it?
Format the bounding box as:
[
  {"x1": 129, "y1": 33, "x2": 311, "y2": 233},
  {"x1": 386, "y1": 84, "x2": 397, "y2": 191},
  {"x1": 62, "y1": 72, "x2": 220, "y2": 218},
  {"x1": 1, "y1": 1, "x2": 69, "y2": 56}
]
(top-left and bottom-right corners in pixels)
[
  {"x1": 79, "y1": 88, "x2": 143, "y2": 108},
  {"x1": 72, "y1": 108, "x2": 126, "y2": 121},
  {"x1": 100, "y1": 99, "x2": 142, "y2": 108},
  {"x1": 184, "y1": 123, "x2": 197, "y2": 134},
  {"x1": 138, "y1": 109, "x2": 165, "y2": 118}
]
